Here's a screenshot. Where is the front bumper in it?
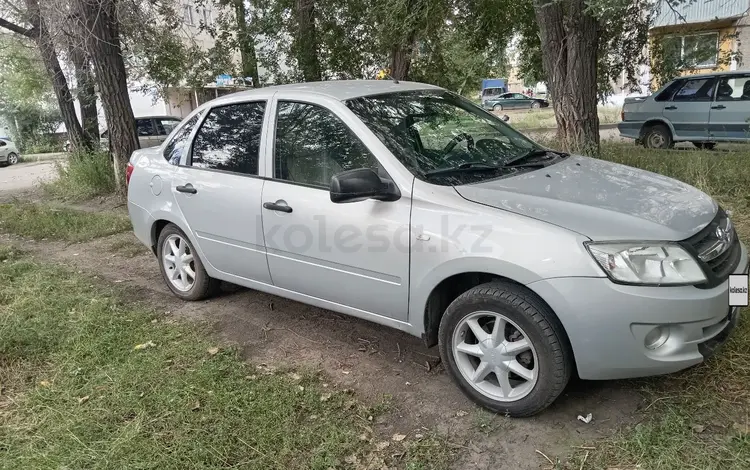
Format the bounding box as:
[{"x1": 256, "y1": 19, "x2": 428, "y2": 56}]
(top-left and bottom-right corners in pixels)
[{"x1": 528, "y1": 241, "x2": 748, "y2": 380}]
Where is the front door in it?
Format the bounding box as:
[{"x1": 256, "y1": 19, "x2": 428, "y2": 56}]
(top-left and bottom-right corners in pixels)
[
  {"x1": 261, "y1": 100, "x2": 411, "y2": 320},
  {"x1": 172, "y1": 101, "x2": 272, "y2": 284},
  {"x1": 663, "y1": 76, "x2": 716, "y2": 141},
  {"x1": 709, "y1": 73, "x2": 750, "y2": 140}
]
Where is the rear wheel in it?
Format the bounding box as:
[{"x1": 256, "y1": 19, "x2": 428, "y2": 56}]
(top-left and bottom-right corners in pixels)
[
  {"x1": 493, "y1": 103, "x2": 503, "y2": 112},
  {"x1": 7, "y1": 153, "x2": 18, "y2": 165},
  {"x1": 438, "y1": 281, "x2": 572, "y2": 417},
  {"x1": 157, "y1": 224, "x2": 219, "y2": 301},
  {"x1": 642, "y1": 124, "x2": 673, "y2": 149},
  {"x1": 692, "y1": 142, "x2": 716, "y2": 150}
]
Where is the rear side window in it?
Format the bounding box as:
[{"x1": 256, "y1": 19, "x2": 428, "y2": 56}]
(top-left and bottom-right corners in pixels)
[
  {"x1": 190, "y1": 101, "x2": 265, "y2": 175},
  {"x1": 716, "y1": 74, "x2": 750, "y2": 101},
  {"x1": 155, "y1": 118, "x2": 181, "y2": 135},
  {"x1": 654, "y1": 80, "x2": 683, "y2": 102},
  {"x1": 136, "y1": 119, "x2": 156, "y2": 136},
  {"x1": 163, "y1": 114, "x2": 200, "y2": 165},
  {"x1": 672, "y1": 78, "x2": 716, "y2": 102}
]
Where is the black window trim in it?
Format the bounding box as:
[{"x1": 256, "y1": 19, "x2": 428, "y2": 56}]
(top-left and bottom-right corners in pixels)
[
  {"x1": 270, "y1": 98, "x2": 394, "y2": 192},
  {"x1": 670, "y1": 76, "x2": 718, "y2": 102},
  {"x1": 178, "y1": 100, "x2": 267, "y2": 178}
]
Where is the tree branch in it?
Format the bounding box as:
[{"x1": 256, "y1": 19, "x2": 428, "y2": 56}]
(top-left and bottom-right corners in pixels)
[{"x1": 0, "y1": 17, "x2": 35, "y2": 38}]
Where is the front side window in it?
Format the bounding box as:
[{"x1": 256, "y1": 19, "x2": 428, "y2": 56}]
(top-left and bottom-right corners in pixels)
[
  {"x1": 347, "y1": 91, "x2": 539, "y2": 186},
  {"x1": 672, "y1": 78, "x2": 716, "y2": 102},
  {"x1": 136, "y1": 119, "x2": 156, "y2": 136},
  {"x1": 716, "y1": 75, "x2": 750, "y2": 101},
  {"x1": 274, "y1": 101, "x2": 381, "y2": 188},
  {"x1": 190, "y1": 102, "x2": 266, "y2": 175},
  {"x1": 163, "y1": 114, "x2": 200, "y2": 164}
]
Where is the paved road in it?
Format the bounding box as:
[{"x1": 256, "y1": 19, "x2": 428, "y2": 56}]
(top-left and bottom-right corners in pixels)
[{"x1": 0, "y1": 161, "x2": 57, "y2": 195}]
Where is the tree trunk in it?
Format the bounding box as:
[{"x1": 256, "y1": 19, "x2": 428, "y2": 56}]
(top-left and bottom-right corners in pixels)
[
  {"x1": 232, "y1": 0, "x2": 260, "y2": 87},
  {"x1": 1, "y1": 0, "x2": 89, "y2": 151},
  {"x1": 534, "y1": 0, "x2": 600, "y2": 155},
  {"x1": 75, "y1": 0, "x2": 138, "y2": 190},
  {"x1": 294, "y1": 0, "x2": 321, "y2": 81},
  {"x1": 390, "y1": 42, "x2": 412, "y2": 81},
  {"x1": 69, "y1": 47, "x2": 99, "y2": 145}
]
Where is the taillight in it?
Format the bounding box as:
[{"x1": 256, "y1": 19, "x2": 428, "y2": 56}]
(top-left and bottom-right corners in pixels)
[
  {"x1": 125, "y1": 162, "x2": 134, "y2": 186},
  {"x1": 621, "y1": 109, "x2": 625, "y2": 121}
]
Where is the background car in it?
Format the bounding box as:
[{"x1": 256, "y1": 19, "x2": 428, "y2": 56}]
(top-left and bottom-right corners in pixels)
[
  {"x1": 65, "y1": 116, "x2": 182, "y2": 152},
  {"x1": 0, "y1": 138, "x2": 20, "y2": 166},
  {"x1": 483, "y1": 92, "x2": 549, "y2": 111},
  {"x1": 619, "y1": 71, "x2": 750, "y2": 149}
]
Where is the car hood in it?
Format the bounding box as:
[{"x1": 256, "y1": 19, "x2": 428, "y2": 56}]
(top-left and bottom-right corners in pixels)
[{"x1": 454, "y1": 155, "x2": 717, "y2": 240}]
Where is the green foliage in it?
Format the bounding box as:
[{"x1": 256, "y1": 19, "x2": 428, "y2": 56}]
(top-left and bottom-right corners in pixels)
[
  {"x1": 0, "y1": 204, "x2": 131, "y2": 242},
  {"x1": 43, "y1": 151, "x2": 119, "y2": 201},
  {"x1": 0, "y1": 35, "x2": 62, "y2": 148}
]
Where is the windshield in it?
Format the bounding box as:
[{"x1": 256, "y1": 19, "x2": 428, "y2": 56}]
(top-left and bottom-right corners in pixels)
[{"x1": 346, "y1": 90, "x2": 543, "y2": 185}]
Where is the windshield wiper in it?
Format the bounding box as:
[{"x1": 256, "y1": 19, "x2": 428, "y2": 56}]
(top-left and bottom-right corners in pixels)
[
  {"x1": 502, "y1": 149, "x2": 569, "y2": 167},
  {"x1": 423, "y1": 162, "x2": 501, "y2": 178}
]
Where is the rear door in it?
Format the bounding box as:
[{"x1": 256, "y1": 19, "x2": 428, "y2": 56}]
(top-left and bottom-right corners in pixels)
[
  {"x1": 663, "y1": 77, "x2": 716, "y2": 141},
  {"x1": 172, "y1": 101, "x2": 272, "y2": 284},
  {"x1": 709, "y1": 73, "x2": 750, "y2": 141}
]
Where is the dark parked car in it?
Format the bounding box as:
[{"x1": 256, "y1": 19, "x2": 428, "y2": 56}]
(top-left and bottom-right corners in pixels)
[{"x1": 483, "y1": 93, "x2": 549, "y2": 111}]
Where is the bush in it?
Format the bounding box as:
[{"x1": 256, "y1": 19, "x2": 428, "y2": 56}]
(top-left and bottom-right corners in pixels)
[{"x1": 43, "y1": 151, "x2": 117, "y2": 200}]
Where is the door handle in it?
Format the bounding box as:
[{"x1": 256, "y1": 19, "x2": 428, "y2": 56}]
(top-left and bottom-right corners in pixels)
[
  {"x1": 263, "y1": 202, "x2": 293, "y2": 213},
  {"x1": 664, "y1": 106, "x2": 677, "y2": 110},
  {"x1": 711, "y1": 105, "x2": 726, "y2": 110},
  {"x1": 176, "y1": 184, "x2": 197, "y2": 194}
]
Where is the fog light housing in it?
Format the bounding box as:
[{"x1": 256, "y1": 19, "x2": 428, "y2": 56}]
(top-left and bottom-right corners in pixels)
[{"x1": 644, "y1": 326, "x2": 670, "y2": 350}]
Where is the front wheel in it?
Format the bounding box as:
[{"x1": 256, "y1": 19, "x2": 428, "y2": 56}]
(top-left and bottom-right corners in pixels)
[
  {"x1": 531, "y1": 101, "x2": 541, "y2": 109},
  {"x1": 438, "y1": 282, "x2": 572, "y2": 417},
  {"x1": 157, "y1": 224, "x2": 219, "y2": 301},
  {"x1": 7, "y1": 153, "x2": 18, "y2": 165}
]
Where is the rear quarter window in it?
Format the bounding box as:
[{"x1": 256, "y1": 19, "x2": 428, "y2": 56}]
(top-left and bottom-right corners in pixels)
[{"x1": 163, "y1": 114, "x2": 200, "y2": 165}]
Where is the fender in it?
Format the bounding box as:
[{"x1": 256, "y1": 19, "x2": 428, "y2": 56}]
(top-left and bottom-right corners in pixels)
[{"x1": 641, "y1": 118, "x2": 675, "y2": 138}]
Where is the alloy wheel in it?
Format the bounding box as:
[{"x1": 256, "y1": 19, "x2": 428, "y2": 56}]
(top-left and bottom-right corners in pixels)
[
  {"x1": 162, "y1": 234, "x2": 196, "y2": 292},
  {"x1": 452, "y1": 311, "x2": 538, "y2": 402},
  {"x1": 8, "y1": 153, "x2": 18, "y2": 165}
]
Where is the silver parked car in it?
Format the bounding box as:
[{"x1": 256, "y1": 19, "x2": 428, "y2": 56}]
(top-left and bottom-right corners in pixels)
[
  {"x1": 0, "y1": 138, "x2": 20, "y2": 166},
  {"x1": 619, "y1": 71, "x2": 750, "y2": 149},
  {"x1": 127, "y1": 80, "x2": 747, "y2": 416}
]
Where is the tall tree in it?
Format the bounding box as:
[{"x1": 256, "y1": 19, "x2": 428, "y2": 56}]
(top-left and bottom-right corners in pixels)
[
  {"x1": 292, "y1": 0, "x2": 321, "y2": 81},
  {"x1": 231, "y1": 0, "x2": 260, "y2": 86},
  {"x1": 73, "y1": 0, "x2": 138, "y2": 188},
  {"x1": 0, "y1": 0, "x2": 90, "y2": 150},
  {"x1": 68, "y1": 46, "x2": 99, "y2": 143},
  {"x1": 533, "y1": 0, "x2": 600, "y2": 154}
]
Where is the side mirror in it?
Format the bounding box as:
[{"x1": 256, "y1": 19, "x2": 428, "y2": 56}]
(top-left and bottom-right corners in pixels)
[
  {"x1": 501, "y1": 114, "x2": 510, "y2": 122},
  {"x1": 330, "y1": 168, "x2": 400, "y2": 204}
]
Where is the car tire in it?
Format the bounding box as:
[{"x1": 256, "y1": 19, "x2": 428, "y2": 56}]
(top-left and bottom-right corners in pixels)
[
  {"x1": 7, "y1": 153, "x2": 18, "y2": 165},
  {"x1": 692, "y1": 142, "x2": 716, "y2": 150},
  {"x1": 157, "y1": 223, "x2": 220, "y2": 301},
  {"x1": 531, "y1": 101, "x2": 541, "y2": 109},
  {"x1": 438, "y1": 281, "x2": 572, "y2": 417},
  {"x1": 493, "y1": 103, "x2": 503, "y2": 112},
  {"x1": 642, "y1": 124, "x2": 673, "y2": 149}
]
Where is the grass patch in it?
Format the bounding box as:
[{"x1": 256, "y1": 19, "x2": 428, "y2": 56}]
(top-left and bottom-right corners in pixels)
[
  {"x1": 43, "y1": 151, "x2": 117, "y2": 200},
  {"x1": 109, "y1": 236, "x2": 149, "y2": 258},
  {"x1": 0, "y1": 204, "x2": 131, "y2": 242},
  {"x1": 0, "y1": 248, "x2": 448, "y2": 469},
  {"x1": 507, "y1": 106, "x2": 621, "y2": 130},
  {"x1": 565, "y1": 142, "x2": 750, "y2": 469}
]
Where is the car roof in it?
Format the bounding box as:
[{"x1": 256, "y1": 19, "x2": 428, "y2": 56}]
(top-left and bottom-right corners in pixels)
[
  {"x1": 210, "y1": 80, "x2": 443, "y2": 105},
  {"x1": 675, "y1": 69, "x2": 750, "y2": 79}
]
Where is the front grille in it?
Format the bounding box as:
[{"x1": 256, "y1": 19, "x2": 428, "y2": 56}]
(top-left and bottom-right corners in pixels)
[{"x1": 681, "y1": 207, "x2": 742, "y2": 289}]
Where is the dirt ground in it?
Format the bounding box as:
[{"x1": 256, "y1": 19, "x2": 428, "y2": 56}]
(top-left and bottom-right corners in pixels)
[
  {"x1": 0, "y1": 193, "x2": 646, "y2": 468},
  {"x1": 0, "y1": 161, "x2": 57, "y2": 194}
]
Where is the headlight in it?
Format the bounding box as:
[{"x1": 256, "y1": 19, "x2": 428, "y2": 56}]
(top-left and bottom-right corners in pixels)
[{"x1": 585, "y1": 242, "x2": 707, "y2": 285}]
